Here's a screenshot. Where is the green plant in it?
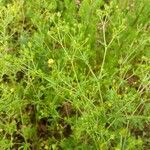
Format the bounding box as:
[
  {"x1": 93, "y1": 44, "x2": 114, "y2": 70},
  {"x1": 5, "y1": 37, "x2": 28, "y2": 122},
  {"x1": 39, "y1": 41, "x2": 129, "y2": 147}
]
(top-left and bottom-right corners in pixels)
[{"x1": 0, "y1": 0, "x2": 150, "y2": 149}]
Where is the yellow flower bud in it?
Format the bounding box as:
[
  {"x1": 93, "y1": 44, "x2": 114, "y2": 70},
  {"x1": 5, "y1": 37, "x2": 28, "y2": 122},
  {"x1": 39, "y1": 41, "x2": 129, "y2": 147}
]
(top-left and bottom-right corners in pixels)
[{"x1": 48, "y1": 59, "x2": 54, "y2": 67}]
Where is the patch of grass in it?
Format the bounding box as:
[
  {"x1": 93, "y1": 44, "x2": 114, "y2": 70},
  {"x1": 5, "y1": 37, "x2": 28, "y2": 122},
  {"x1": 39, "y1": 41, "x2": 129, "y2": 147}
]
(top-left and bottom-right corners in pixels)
[{"x1": 0, "y1": 0, "x2": 150, "y2": 149}]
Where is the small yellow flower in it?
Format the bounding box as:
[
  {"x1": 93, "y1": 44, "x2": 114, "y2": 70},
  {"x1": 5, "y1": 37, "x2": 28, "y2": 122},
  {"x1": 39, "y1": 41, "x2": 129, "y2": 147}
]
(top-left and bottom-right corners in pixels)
[
  {"x1": 10, "y1": 88, "x2": 14, "y2": 92},
  {"x1": 108, "y1": 102, "x2": 112, "y2": 107},
  {"x1": 48, "y1": 59, "x2": 54, "y2": 67},
  {"x1": 0, "y1": 129, "x2": 3, "y2": 132},
  {"x1": 44, "y1": 145, "x2": 49, "y2": 150}
]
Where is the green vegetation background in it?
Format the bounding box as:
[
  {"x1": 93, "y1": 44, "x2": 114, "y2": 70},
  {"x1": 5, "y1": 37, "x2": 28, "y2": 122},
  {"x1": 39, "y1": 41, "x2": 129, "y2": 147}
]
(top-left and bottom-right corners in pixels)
[{"x1": 0, "y1": 0, "x2": 150, "y2": 149}]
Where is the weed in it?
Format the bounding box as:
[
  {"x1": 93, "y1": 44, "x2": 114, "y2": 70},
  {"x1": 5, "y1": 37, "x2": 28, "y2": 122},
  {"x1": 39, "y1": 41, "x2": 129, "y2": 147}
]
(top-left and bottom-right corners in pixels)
[{"x1": 0, "y1": 0, "x2": 150, "y2": 149}]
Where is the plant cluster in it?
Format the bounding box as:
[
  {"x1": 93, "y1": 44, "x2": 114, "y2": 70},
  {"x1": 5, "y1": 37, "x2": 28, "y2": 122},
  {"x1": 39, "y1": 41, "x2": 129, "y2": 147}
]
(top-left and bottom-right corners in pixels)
[{"x1": 0, "y1": 0, "x2": 150, "y2": 149}]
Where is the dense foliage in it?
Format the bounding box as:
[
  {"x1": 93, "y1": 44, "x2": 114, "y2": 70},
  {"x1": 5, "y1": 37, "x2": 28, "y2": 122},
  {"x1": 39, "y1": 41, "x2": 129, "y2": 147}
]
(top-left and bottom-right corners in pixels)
[{"x1": 0, "y1": 0, "x2": 150, "y2": 149}]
